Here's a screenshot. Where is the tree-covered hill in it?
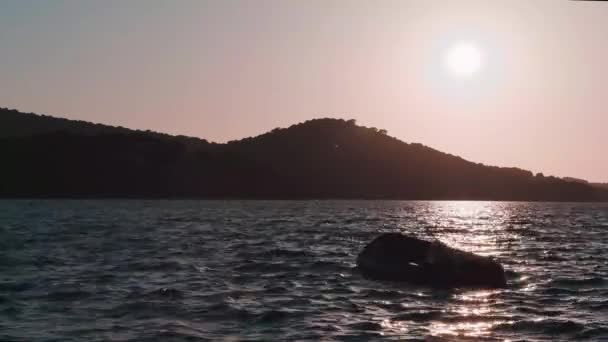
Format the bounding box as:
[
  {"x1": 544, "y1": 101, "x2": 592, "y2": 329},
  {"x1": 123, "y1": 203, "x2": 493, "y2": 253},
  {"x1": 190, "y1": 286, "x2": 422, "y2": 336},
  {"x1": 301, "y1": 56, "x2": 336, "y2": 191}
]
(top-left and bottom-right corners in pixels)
[{"x1": 1, "y1": 108, "x2": 606, "y2": 200}]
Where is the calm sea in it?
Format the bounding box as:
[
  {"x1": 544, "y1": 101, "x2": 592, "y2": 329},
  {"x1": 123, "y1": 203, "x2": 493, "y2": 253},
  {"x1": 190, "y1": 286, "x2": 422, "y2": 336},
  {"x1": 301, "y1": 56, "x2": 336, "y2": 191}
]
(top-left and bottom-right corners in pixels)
[{"x1": 1, "y1": 200, "x2": 607, "y2": 341}]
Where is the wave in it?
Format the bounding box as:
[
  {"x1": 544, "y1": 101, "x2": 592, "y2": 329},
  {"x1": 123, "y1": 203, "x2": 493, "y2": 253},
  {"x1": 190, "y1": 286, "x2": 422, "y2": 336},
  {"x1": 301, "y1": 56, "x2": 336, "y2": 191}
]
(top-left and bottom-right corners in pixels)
[
  {"x1": 237, "y1": 248, "x2": 312, "y2": 260},
  {"x1": 256, "y1": 309, "x2": 293, "y2": 323},
  {"x1": 515, "y1": 306, "x2": 563, "y2": 317},
  {"x1": 201, "y1": 302, "x2": 302, "y2": 324},
  {"x1": 358, "y1": 289, "x2": 406, "y2": 299},
  {"x1": 394, "y1": 310, "x2": 443, "y2": 322},
  {"x1": 304, "y1": 260, "x2": 350, "y2": 272},
  {"x1": 345, "y1": 321, "x2": 383, "y2": 331},
  {"x1": 234, "y1": 261, "x2": 298, "y2": 273},
  {"x1": 550, "y1": 276, "x2": 605, "y2": 288},
  {"x1": 120, "y1": 259, "x2": 191, "y2": 272},
  {"x1": 143, "y1": 288, "x2": 184, "y2": 300},
  {"x1": 45, "y1": 290, "x2": 92, "y2": 301},
  {"x1": 494, "y1": 319, "x2": 584, "y2": 335},
  {"x1": 109, "y1": 301, "x2": 185, "y2": 319},
  {"x1": 0, "y1": 281, "x2": 34, "y2": 293}
]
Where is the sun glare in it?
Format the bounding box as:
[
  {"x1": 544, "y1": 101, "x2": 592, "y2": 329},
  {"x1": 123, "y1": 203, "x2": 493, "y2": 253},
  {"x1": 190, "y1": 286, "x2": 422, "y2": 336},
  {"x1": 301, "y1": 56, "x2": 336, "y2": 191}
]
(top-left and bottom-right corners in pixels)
[{"x1": 444, "y1": 42, "x2": 483, "y2": 77}]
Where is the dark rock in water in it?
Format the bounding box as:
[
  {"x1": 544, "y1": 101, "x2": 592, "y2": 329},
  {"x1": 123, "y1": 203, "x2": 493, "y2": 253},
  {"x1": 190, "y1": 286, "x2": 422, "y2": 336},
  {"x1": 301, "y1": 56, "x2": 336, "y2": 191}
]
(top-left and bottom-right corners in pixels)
[{"x1": 356, "y1": 233, "x2": 507, "y2": 289}]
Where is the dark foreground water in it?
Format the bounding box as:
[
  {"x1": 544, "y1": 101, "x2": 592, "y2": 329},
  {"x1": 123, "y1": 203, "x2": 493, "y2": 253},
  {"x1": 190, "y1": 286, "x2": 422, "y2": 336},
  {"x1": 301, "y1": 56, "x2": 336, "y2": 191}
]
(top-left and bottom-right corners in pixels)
[{"x1": 1, "y1": 201, "x2": 608, "y2": 341}]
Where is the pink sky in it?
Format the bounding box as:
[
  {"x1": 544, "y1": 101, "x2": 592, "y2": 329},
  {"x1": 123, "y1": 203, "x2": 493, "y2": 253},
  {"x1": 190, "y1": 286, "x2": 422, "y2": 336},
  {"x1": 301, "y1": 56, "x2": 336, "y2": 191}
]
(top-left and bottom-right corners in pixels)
[{"x1": 1, "y1": 0, "x2": 607, "y2": 182}]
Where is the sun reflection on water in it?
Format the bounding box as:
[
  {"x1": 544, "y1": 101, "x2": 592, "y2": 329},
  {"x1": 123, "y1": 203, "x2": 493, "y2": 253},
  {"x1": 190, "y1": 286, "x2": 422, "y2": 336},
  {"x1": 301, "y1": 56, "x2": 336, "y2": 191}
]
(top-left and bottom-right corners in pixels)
[
  {"x1": 426, "y1": 289, "x2": 511, "y2": 339},
  {"x1": 429, "y1": 320, "x2": 511, "y2": 339},
  {"x1": 392, "y1": 202, "x2": 525, "y2": 339},
  {"x1": 379, "y1": 319, "x2": 408, "y2": 334},
  {"x1": 408, "y1": 201, "x2": 524, "y2": 260}
]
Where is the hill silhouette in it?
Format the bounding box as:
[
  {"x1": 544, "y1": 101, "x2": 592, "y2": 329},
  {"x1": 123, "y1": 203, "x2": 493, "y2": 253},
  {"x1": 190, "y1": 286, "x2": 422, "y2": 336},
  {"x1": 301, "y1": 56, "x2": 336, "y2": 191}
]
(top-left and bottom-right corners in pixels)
[
  {"x1": 592, "y1": 183, "x2": 608, "y2": 191},
  {"x1": 1, "y1": 107, "x2": 607, "y2": 201},
  {"x1": 0, "y1": 107, "x2": 210, "y2": 146},
  {"x1": 562, "y1": 176, "x2": 608, "y2": 192}
]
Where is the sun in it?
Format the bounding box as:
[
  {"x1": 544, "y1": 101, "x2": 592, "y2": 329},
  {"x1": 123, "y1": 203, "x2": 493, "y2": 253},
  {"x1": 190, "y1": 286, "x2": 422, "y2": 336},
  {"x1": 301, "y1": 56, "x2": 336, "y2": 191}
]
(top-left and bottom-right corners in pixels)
[{"x1": 444, "y1": 42, "x2": 483, "y2": 77}]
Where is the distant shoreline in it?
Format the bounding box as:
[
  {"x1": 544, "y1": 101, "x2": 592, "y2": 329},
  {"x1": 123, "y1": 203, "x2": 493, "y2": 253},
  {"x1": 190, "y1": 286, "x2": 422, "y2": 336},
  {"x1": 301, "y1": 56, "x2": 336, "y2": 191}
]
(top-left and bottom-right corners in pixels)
[
  {"x1": 2, "y1": 108, "x2": 608, "y2": 202},
  {"x1": 1, "y1": 197, "x2": 607, "y2": 203}
]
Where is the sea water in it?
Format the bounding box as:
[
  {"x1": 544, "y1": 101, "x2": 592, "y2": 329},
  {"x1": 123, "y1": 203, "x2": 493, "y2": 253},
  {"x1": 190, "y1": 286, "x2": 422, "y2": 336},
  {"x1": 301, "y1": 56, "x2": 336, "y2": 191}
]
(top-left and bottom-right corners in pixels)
[{"x1": 1, "y1": 200, "x2": 607, "y2": 341}]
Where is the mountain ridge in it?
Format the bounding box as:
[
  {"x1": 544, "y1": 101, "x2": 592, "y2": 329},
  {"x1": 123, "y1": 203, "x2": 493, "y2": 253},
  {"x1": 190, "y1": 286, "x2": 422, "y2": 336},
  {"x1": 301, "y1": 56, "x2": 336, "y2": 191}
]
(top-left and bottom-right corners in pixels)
[{"x1": 1, "y1": 107, "x2": 606, "y2": 201}]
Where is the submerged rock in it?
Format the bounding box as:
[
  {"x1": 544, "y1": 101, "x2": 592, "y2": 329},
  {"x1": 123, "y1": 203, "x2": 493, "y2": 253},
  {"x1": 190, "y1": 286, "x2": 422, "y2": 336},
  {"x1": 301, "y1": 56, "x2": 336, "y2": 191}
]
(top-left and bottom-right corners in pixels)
[{"x1": 356, "y1": 233, "x2": 507, "y2": 288}]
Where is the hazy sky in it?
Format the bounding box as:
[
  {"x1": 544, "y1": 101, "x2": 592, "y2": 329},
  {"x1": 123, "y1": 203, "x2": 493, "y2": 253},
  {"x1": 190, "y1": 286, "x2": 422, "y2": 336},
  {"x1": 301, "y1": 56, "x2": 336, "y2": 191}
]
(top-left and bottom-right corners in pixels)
[{"x1": 1, "y1": 0, "x2": 607, "y2": 182}]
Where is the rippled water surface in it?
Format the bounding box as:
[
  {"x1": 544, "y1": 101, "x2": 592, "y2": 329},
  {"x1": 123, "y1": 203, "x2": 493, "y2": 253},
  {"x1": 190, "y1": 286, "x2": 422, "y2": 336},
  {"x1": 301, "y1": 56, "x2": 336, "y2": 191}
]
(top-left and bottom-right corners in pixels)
[{"x1": 1, "y1": 200, "x2": 608, "y2": 341}]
